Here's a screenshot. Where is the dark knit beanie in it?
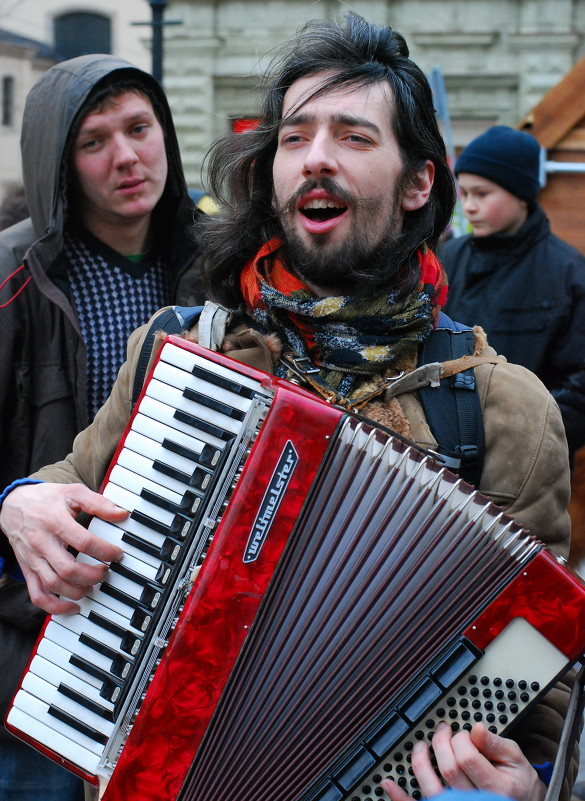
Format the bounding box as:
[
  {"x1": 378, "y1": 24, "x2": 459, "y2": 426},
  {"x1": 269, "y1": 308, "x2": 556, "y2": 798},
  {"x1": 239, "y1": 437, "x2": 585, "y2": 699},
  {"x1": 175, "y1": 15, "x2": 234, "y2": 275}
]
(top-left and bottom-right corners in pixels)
[{"x1": 455, "y1": 125, "x2": 541, "y2": 203}]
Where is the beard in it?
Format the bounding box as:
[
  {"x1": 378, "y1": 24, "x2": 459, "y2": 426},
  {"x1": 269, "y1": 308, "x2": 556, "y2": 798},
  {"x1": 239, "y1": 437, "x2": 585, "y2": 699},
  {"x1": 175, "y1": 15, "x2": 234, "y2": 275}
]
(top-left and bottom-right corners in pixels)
[{"x1": 275, "y1": 177, "x2": 408, "y2": 296}]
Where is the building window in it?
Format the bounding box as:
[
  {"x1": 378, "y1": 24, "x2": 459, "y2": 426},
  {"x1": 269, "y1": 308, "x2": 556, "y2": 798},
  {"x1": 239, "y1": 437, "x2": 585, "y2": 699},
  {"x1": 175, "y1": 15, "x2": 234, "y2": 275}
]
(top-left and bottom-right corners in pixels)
[
  {"x1": 2, "y1": 76, "x2": 14, "y2": 127},
  {"x1": 54, "y1": 12, "x2": 111, "y2": 60}
]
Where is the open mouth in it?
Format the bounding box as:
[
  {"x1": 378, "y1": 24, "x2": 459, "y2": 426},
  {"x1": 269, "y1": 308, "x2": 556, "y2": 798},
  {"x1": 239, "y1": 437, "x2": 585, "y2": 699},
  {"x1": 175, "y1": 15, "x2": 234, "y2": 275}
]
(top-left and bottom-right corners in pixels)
[{"x1": 301, "y1": 198, "x2": 347, "y2": 223}]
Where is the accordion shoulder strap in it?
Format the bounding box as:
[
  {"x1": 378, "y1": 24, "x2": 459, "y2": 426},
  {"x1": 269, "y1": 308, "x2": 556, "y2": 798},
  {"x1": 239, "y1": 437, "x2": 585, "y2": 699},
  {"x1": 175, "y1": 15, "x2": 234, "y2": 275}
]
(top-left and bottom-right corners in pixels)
[
  {"x1": 197, "y1": 301, "x2": 232, "y2": 352},
  {"x1": 131, "y1": 305, "x2": 204, "y2": 409}
]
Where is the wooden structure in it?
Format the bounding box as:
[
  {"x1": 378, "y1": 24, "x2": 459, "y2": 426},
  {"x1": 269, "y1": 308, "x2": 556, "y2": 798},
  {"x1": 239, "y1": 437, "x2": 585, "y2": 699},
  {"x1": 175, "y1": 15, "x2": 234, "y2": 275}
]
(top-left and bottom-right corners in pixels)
[
  {"x1": 519, "y1": 62, "x2": 585, "y2": 566},
  {"x1": 519, "y1": 56, "x2": 585, "y2": 255}
]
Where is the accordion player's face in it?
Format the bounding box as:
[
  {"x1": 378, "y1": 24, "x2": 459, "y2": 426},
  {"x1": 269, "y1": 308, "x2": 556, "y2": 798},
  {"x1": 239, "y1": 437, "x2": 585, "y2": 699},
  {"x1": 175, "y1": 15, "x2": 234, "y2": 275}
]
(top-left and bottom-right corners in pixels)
[{"x1": 272, "y1": 71, "x2": 434, "y2": 294}]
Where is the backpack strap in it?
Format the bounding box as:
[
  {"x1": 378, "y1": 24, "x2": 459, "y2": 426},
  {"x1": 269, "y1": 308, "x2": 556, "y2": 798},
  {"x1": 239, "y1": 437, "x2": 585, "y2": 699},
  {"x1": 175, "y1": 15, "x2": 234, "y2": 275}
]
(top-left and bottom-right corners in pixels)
[
  {"x1": 417, "y1": 312, "x2": 484, "y2": 487},
  {"x1": 131, "y1": 305, "x2": 204, "y2": 409}
]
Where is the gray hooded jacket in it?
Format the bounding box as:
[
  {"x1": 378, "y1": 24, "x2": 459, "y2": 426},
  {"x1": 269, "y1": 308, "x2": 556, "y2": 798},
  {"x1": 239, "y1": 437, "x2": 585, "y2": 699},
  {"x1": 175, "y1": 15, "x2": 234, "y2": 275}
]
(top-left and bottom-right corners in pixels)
[{"x1": 0, "y1": 56, "x2": 204, "y2": 724}]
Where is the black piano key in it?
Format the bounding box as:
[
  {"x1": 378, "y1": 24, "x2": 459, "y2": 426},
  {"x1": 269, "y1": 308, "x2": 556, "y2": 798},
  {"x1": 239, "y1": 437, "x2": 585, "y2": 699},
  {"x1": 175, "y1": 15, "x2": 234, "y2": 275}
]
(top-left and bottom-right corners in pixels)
[
  {"x1": 109, "y1": 560, "x2": 162, "y2": 591},
  {"x1": 130, "y1": 509, "x2": 190, "y2": 541},
  {"x1": 152, "y1": 460, "x2": 212, "y2": 492},
  {"x1": 78, "y1": 632, "x2": 133, "y2": 671},
  {"x1": 139, "y1": 584, "x2": 162, "y2": 609},
  {"x1": 190, "y1": 364, "x2": 255, "y2": 399},
  {"x1": 121, "y1": 531, "x2": 172, "y2": 562},
  {"x1": 140, "y1": 485, "x2": 203, "y2": 516},
  {"x1": 48, "y1": 704, "x2": 109, "y2": 746},
  {"x1": 174, "y1": 408, "x2": 234, "y2": 442},
  {"x1": 68, "y1": 654, "x2": 122, "y2": 703},
  {"x1": 100, "y1": 579, "x2": 161, "y2": 616},
  {"x1": 130, "y1": 608, "x2": 152, "y2": 632},
  {"x1": 88, "y1": 610, "x2": 142, "y2": 657},
  {"x1": 182, "y1": 387, "x2": 245, "y2": 421},
  {"x1": 155, "y1": 562, "x2": 172, "y2": 585},
  {"x1": 160, "y1": 537, "x2": 182, "y2": 563},
  {"x1": 163, "y1": 438, "x2": 221, "y2": 468},
  {"x1": 57, "y1": 683, "x2": 115, "y2": 722}
]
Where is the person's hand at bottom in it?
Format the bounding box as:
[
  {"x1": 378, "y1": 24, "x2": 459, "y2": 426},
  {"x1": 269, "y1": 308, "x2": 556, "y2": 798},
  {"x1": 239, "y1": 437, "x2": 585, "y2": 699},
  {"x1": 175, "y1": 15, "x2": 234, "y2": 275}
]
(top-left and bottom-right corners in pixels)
[{"x1": 381, "y1": 722, "x2": 546, "y2": 801}]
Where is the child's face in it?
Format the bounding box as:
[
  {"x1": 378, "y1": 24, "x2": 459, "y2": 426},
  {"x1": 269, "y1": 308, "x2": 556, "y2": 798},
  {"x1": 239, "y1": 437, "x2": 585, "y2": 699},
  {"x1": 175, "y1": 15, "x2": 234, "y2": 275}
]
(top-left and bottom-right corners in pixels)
[{"x1": 457, "y1": 173, "x2": 528, "y2": 237}]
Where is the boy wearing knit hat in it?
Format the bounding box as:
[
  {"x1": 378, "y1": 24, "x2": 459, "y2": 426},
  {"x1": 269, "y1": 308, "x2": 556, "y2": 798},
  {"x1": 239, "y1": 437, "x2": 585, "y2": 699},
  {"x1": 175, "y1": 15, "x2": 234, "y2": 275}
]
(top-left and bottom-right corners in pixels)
[{"x1": 440, "y1": 125, "x2": 585, "y2": 458}]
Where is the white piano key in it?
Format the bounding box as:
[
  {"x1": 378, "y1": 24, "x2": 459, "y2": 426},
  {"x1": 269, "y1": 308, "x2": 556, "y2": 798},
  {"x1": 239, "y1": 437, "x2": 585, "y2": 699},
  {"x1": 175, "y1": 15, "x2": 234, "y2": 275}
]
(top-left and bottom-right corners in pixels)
[
  {"x1": 53, "y1": 609, "x2": 125, "y2": 653},
  {"x1": 124, "y1": 429, "x2": 203, "y2": 475},
  {"x1": 53, "y1": 605, "x2": 141, "y2": 658},
  {"x1": 108, "y1": 465, "x2": 186, "y2": 508},
  {"x1": 37, "y1": 638, "x2": 103, "y2": 692},
  {"x1": 115, "y1": 449, "x2": 207, "y2": 501},
  {"x1": 6, "y1": 705, "x2": 102, "y2": 775},
  {"x1": 11, "y1": 690, "x2": 106, "y2": 755},
  {"x1": 88, "y1": 518, "x2": 160, "y2": 568},
  {"x1": 131, "y1": 413, "x2": 221, "y2": 464},
  {"x1": 29, "y1": 655, "x2": 116, "y2": 715},
  {"x1": 88, "y1": 517, "x2": 168, "y2": 568},
  {"x1": 153, "y1": 360, "x2": 253, "y2": 415},
  {"x1": 160, "y1": 341, "x2": 265, "y2": 395},
  {"x1": 21, "y1": 672, "x2": 115, "y2": 737},
  {"x1": 137, "y1": 396, "x2": 227, "y2": 450},
  {"x1": 22, "y1": 668, "x2": 115, "y2": 724},
  {"x1": 71, "y1": 593, "x2": 146, "y2": 638},
  {"x1": 76, "y1": 547, "x2": 161, "y2": 586},
  {"x1": 119, "y1": 549, "x2": 165, "y2": 583},
  {"x1": 84, "y1": 582, "x2": 150, "y2": 624},
  {"x1": 100, "y1": 567, "x2": 161, "y2": 608},
  {"x1": 146, "y1": 378, "x2": 243, "y2": 436},
  {"x1": 43, "y1": 621, "x2": 131, "y2": 678},
  {"x1": 102, "y1": 482, "x2": 191, "y2": 543}
]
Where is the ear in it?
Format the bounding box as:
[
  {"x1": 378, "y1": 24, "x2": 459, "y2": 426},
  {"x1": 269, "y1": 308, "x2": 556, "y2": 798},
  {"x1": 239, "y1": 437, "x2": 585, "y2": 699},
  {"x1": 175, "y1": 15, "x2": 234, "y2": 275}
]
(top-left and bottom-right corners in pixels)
[{"x1": 400, "y1": 160, "x2": 435, "y2": 211}]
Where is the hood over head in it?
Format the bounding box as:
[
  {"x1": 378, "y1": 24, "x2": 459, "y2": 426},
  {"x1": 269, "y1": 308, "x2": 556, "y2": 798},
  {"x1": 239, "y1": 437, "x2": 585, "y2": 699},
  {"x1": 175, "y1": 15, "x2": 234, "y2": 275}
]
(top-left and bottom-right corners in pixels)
[{"x1": 21, "y1": 54, "x2": 190, "y2": 267}]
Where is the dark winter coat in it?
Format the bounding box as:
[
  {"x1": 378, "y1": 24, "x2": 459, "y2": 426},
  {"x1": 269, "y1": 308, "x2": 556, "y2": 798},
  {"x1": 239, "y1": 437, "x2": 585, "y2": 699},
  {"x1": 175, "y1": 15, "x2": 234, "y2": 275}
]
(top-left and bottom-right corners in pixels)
[
  {"x1": 439, "y1": 205, "x2": 585, "y2": 455},
  {"x1": 0, "y1": 55, "x2": 204, "y2": 734}
]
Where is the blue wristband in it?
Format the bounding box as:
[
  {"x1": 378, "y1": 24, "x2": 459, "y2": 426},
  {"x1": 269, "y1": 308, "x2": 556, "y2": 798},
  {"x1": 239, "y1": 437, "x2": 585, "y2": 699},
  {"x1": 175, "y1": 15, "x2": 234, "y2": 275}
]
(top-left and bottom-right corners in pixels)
[
  {"x1": 533, "y1": 762, "x2": 553, "y2": 786},
  {"x1": 0, "y1": 477, "x2": 44, "y2": 508},
  {"x1": 0, "y1": 478, "x2": 44, "y2": 580}
]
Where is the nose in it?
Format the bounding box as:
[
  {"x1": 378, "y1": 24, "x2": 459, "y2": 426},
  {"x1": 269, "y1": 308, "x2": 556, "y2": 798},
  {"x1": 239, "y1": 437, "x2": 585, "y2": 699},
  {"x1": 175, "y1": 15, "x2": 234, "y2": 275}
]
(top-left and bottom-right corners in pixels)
[
  {"x1": 461, "y1": 194, "x2": 477, "y2": 215},
  {"x1": 302, "y1": 134, "x2": 337, "y2": 178},
  {"x1": 112, "y1": 134, "x2": 139, "y2": 168}
]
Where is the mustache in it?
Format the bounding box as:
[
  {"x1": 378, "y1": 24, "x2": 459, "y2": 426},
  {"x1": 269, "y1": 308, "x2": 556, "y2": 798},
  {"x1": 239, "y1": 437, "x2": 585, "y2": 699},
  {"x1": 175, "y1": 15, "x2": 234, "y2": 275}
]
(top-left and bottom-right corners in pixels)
[{"x1": 275, "y1": 177, "x2": 358, "y2": 217}]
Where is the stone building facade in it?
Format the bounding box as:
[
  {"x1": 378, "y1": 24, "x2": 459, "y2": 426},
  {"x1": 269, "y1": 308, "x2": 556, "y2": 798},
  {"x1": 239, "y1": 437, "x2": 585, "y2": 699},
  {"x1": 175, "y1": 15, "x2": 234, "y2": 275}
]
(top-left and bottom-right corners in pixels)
[
  {"x1": 162, "y1": 0, "x2": 585, "y2": 187},
  {"x1": 0, "y1": 0, "x2": 151, "y2": 200}
]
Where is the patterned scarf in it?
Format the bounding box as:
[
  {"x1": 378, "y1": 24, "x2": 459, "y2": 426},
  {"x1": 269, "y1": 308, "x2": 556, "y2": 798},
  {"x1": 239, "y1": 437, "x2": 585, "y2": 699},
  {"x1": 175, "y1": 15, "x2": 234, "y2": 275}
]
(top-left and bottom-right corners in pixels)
[{"x1": 240, "y1": 237, "x2": 448, "y2": 397}]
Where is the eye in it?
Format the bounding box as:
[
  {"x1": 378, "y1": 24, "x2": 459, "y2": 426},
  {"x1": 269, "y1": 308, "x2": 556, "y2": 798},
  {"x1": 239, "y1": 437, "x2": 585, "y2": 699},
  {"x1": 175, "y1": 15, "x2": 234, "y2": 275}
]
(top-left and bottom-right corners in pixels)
[
  {"x1": 280, "y1": 133, "x2": 306, "y2": 146},
  {"x1": 80, "y1": 138, "x2": 100, "y2": 151},
  {"x1": 345, "y1": 133, "x2": 372, "y2": 145},
  {"x1": 131, "y1": 123, "x2": 149, "y2": 135}
]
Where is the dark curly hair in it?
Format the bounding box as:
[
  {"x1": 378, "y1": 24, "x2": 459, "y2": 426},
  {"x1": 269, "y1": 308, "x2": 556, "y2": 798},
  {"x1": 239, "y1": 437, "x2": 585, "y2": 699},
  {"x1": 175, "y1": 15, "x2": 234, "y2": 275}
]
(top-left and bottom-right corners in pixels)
[{"x1": 198, "y1": 12, "x2": 455, "y2": 307}]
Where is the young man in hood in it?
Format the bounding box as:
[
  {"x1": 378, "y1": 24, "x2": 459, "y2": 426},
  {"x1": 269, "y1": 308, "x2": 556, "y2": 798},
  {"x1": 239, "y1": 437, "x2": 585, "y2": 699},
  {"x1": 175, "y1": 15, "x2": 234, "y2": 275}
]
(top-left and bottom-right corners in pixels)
[
  {"x1": 0, "y1": 16, "x2": 576, "y2": 801},
  {"x1": 439, "y1": 125, "x2": 585, "y2": 459},
  {"x1": 0, "y1": 55, "x2": 204, "y2": 800}
]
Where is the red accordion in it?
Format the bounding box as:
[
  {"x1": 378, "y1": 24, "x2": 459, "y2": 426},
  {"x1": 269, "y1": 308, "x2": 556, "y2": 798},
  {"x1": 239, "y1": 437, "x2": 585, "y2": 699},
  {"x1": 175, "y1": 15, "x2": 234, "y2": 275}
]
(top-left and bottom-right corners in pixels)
[{"x1": 6, "y1": 335, "x2": 585, "y2": 801}]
